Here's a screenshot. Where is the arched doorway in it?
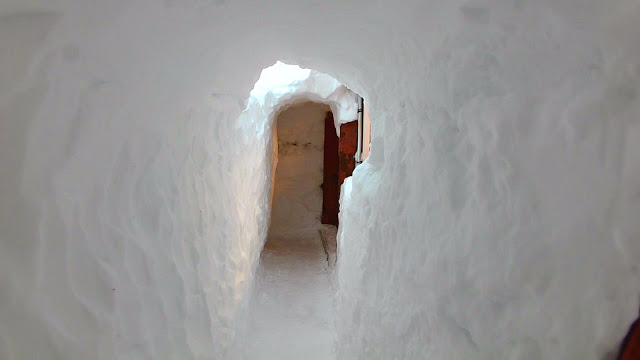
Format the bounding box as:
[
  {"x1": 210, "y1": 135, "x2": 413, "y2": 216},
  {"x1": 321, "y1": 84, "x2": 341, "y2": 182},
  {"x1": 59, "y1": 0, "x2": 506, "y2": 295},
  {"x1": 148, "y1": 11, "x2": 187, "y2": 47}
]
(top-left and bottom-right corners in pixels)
[
  {"x1": 269, "y1": 101, "x2": 330, "y2": 239},
  {"x1": 241, "y1": 62, "x2": 367, "y2": 359},
  {"x1": 245, "y1": 101, "x2": 337, "y2": 359}
]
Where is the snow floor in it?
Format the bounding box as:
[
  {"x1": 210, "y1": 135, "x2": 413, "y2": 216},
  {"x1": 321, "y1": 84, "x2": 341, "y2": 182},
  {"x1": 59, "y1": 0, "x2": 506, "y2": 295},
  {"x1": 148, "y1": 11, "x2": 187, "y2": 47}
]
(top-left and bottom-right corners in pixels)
[{"x1": 244, "y1": 227, "x2": 337, "y2": 359}]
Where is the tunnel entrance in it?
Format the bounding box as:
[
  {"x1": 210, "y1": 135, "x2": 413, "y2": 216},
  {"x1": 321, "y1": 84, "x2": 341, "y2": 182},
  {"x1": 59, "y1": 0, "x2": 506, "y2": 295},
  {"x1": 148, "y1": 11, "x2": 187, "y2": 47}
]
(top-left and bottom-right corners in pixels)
[
  {"x1": 245, "y1": 101, "x2": 338, "y2": 359},
  {"x1": 241, "y1": 62, "x2": 368, "y2": 358},
  {"x1": 268, "y1": 101, "x2": 335, "y2": 241}
]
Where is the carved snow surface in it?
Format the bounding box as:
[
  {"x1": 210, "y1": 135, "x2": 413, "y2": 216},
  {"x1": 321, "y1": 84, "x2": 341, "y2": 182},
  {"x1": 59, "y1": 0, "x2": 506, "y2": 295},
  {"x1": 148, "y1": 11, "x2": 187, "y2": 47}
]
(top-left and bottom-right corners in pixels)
[{"x1": 1, "y1": 1, "x2": 640, "y2": 359}]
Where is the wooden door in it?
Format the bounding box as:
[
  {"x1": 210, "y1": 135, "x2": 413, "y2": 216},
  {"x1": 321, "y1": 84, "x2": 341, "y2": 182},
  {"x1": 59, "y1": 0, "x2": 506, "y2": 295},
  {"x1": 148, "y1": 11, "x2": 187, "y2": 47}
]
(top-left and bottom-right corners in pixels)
[
  {"x1": 322, "y1": 112, "x2": 359, "y2": 226},
  {"x1": 321, "y1": 112, "x2": 339, "y2": 225}
]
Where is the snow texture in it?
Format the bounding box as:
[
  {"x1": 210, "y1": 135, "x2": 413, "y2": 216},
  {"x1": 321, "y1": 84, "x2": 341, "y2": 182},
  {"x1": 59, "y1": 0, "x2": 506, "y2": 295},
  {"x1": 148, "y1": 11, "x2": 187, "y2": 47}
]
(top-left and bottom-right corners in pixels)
[{"x1": 1, "y1": 1, "x2": 640, "y2": 359}]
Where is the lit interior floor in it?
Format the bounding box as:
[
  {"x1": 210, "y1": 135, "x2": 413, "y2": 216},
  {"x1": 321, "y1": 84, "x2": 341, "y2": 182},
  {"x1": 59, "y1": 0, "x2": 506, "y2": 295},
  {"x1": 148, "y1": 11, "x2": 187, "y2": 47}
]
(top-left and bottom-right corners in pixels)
[{"x1": 244, "y1": 227, "x2": 337, "y2": 359}]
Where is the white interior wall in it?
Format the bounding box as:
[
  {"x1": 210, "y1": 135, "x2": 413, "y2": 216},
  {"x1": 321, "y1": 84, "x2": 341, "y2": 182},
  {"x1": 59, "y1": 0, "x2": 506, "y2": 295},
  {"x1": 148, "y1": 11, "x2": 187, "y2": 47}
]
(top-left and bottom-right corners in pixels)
[
  {"x1": 269, "y1": 101, "x2": 329, "y2": 239},
  {"x1": 1, "y1": 1, "x2": 640, "y2": 359}
]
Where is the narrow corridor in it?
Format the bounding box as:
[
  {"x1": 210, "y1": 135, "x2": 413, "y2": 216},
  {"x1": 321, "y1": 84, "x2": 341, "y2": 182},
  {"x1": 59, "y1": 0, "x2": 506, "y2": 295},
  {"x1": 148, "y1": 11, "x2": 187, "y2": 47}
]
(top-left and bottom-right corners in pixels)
[{"x1": 244, "y1": 101, "x2": 338, "y2": 358}]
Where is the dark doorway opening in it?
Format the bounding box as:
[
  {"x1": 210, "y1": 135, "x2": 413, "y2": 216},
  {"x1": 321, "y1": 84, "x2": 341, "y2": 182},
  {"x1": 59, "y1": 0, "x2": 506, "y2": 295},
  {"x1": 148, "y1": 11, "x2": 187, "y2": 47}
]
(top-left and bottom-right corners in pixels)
[
  {"x1": 321, "y1": 113, "x2": 359, "y2": 226},
  {"x1": 321, "y1": 111, "x2": 339, "y2": 225}
]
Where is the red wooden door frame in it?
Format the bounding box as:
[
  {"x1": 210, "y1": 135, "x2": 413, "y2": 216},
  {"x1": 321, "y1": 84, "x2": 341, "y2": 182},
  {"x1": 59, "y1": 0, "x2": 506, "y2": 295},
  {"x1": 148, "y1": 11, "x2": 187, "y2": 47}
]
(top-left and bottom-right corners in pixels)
[
  {"x1": 322, "y1": 113, "x2": 358, "y2": 226},
  {"x1": 338, "y1": 121, "x2": 358, "y2": 187},
  {"x1": 322, "y1": 112, "x2": 339, "y2": 225}
]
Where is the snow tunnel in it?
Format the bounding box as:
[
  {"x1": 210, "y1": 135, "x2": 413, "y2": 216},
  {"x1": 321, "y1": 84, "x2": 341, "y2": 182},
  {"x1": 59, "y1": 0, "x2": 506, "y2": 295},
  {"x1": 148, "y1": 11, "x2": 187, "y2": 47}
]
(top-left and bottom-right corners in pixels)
[
  {"x1": 247, "y1": 100, "x2": 338, "y2": 357},
  {"x1": 2, "y1": 1, "x2": 640, "y2": 359},
  {"x1": 217, "y1": 62, "x2": 365, "y2": 356}
]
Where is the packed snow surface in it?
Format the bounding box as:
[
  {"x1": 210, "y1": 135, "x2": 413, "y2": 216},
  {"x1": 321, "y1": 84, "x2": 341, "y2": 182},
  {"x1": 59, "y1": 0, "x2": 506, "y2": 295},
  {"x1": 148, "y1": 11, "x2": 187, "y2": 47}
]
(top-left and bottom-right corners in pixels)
[
  {"x1": 1, "y1": 0, "x2": 640, "y2": 359},
  {"x1": 245, "y1": 232, "x2": 336, "y2": 360}
]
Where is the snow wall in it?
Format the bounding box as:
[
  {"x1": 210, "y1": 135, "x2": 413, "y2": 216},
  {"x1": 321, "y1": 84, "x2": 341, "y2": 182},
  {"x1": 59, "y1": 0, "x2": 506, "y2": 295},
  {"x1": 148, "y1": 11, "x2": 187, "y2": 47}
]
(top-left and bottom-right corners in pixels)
[{"x1": 1, "y1": 1, "x2": 640, "y2": 359}]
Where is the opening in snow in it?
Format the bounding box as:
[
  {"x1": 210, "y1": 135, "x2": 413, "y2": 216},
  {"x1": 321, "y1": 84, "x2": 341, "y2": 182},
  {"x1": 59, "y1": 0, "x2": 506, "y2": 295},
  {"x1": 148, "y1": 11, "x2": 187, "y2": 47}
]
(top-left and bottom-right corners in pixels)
[
  {"x1": 240, "y1": 62, "x2": 368, "y2": 357},
  {"x1": 245, "y1": 61, "x2": 369, "y2": 235}
]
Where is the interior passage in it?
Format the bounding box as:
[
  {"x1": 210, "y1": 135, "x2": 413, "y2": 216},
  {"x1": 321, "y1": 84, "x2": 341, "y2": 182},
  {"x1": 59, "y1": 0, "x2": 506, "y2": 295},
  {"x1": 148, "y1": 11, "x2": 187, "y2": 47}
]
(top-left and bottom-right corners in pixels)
[{"x1": 244, "y1": 102, "x2": 338, "y2": 359}]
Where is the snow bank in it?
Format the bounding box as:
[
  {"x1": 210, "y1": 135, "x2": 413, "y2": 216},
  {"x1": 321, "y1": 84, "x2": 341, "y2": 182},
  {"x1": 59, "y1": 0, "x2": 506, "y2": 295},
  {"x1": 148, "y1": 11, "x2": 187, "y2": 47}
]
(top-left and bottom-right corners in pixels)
[{"x1": 1, "y1": 1, "x2": 639, "y2": 359}]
